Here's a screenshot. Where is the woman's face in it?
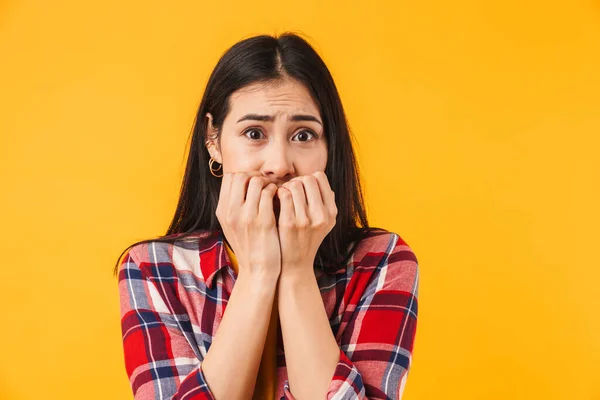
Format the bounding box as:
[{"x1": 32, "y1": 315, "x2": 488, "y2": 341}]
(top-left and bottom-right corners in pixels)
[{"x1": 205, "y1": 78, "x2": 328, "y2": 187}]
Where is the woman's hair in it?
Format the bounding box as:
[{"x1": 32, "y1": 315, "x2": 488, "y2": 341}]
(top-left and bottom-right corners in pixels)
[{"x1": 113, "y1": 31, "x2": 387, "y2": 277}]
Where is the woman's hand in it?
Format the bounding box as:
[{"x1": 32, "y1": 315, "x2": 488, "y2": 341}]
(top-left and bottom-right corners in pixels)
[
  {"x1": 276, "y1": 171, "x2": 338, "y2": 276},
  {"x1": 216, "y1": 171, "x2": 281, "y2": 281}
]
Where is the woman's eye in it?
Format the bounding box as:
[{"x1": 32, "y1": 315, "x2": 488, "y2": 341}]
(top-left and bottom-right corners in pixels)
[
  {"x1": 293, "y1": 130, "x2": 317, "y2": 142},
  {"x1": 243, "y1": 128, "x2": 264, "y2": 140},
  {"x1": 243, "y1": 128, "x2": 318, "y2": 142}
]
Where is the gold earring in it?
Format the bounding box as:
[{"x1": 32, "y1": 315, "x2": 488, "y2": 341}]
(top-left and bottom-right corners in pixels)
[{"x1": 209, "y1": 158, "x2": 223, "y2": 178}]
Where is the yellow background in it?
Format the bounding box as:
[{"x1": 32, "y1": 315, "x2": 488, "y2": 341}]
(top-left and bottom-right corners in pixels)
[{"x1": 1, "y1": 1, "x2": 598, "y2": 399}]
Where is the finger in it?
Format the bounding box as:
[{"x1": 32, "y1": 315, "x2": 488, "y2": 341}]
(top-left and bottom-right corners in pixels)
[
  {"x1": 259, "y1": 183, "x2": 278, "y2": 223},
  {"x1": 219, "y1": 171, "x2": 233, "y2": 197},
  {"x1": 300, "y1": 175, "x2": 323, "y2": 211},
  {"x1": 245, "y1": 176, "x2": 268, "y2": 214},
  {"x1": 229, "y1": 171, "x2": 263, "y2": 207},
  {"x1": 313, "y1": 171, "x2": 336, "y2": 215},
  {"x1": 218, "y1": 172, "x2": 233, "y2": 211},
  {"x1": 229, "y1": 173, "x2": 249, "y2": 208},
  {"x1": 285, "y1": 180, "x2": 309, "y2": 224},
  {"x1": 277, "y1": 186, "x2": 295, "y2": 223}
]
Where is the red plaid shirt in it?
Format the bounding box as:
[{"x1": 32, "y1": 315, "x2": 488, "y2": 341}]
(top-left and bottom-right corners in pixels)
[{"x1": 118, "y1": 229, "x2": 419, "y2": 399}]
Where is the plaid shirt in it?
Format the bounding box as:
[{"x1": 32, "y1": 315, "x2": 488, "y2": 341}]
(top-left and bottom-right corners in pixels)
[{"x1": 118, "y1": 229, "x2": 419, "y2": 400}]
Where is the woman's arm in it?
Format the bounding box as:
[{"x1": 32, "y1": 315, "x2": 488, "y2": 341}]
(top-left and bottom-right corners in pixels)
[
  {"x1": 277, "y1": 268, "x2": 341, "y2": 399},
  {"x1": 278, "y1": 232, "x2": 420, "y2": 400},
  {"x1": 119, "y1": 245, "x2": 277, "y2": 400},
  {"x1": 201, "y1": 268, "x2": 278, "y2": 399}
]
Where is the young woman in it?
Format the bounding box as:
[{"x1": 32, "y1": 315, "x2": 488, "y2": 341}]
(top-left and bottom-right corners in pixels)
[{"x1": 115, "y1": 32, "x2": 419, "y2": 400}]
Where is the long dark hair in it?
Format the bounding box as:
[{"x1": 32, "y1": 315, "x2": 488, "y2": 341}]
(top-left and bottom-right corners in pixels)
[{"x1": 113, "y1": 31, "x2": 387, "y2": 277}]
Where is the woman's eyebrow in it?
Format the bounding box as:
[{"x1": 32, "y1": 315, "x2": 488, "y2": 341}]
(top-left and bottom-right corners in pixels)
[{"x1": 236, "y1": 113, "x2": 322, "y2": 126}]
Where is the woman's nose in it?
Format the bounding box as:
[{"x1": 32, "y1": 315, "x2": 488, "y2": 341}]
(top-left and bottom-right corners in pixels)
[{"x1": 262, "y1": 141, "x2": 295, "y2": 179}]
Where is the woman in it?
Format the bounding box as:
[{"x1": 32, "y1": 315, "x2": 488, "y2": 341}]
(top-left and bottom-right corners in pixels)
[{"x1": 115, "y1": 32, "x2": 419, "y2": 400}]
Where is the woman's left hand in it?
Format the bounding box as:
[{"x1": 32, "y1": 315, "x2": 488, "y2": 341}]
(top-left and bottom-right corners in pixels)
[{"x1": 276, "y1": 171, "x2": 338, "y2": 276}]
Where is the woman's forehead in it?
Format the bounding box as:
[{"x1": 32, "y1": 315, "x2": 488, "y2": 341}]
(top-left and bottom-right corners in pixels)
[{"x1": 228, "y1": 80, "x2": 320, "y2": 117}]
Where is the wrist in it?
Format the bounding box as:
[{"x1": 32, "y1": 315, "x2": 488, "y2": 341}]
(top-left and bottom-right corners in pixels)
[
  {"x1": 238, "y1": 267, "x2": 280, "y2": 287},
  {"x1": 278, "y1": 266, "x2": 315, "y2": 287}
]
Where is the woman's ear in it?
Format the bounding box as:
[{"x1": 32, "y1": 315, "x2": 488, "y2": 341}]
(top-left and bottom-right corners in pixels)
[
  {"x1": 206, "y1": 112, "x2": 217, "y2": 134},
  {"x1": 205, "y1": 112, "x2": 222, "y2": 163}
]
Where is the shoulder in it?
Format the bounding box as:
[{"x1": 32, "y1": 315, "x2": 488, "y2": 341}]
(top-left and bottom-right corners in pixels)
[
  {"x1": 352, "y1": 228, "x2": 418, "y2": 266},
  {"x1": 352, "y1": 228, "x2": 419, "y2": 290},
  {"x1": 122, "y1": 230, "x2": 218, "y2": 272}
]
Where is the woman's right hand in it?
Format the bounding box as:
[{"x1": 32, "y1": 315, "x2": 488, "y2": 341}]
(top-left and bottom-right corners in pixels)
[{"x1": 216, "y1": 171, "x2": 281, "y2": 281}]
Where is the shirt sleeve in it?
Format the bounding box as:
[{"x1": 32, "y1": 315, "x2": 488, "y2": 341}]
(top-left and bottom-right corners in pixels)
[
  {"x1": 283, "y1": 233, "x2": 419, "y2": 400},
  {"x1": 118, "y1": 247, "x2": 216, "y2": 400}
]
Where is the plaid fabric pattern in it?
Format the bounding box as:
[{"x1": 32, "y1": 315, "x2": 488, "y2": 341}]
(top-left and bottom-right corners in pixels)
[{"x1": 118, "y1": 228, "x2": 419, "y2": 399}]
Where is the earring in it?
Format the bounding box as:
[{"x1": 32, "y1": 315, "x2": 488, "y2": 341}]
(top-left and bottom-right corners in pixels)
[{"x1": 209, "y1": 158, "x2": 223, "y2": 178}]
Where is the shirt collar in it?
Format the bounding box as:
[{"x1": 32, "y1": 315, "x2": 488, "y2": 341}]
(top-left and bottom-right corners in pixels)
[{"x1": 198, "y1": 229, "x2": 231, "y2": 289}]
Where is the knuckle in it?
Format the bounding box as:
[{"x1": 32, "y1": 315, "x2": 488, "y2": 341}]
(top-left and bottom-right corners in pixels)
[
  {"x1": 234, "y1": 172, "x2": 246, "y2": 183},
  {"x1": 225, "y1": 212, "x2": 237, "y2": 225},
  {"x1": 261, "y1": 187, "x2": 274, "y2": 197},
  {"x1": 296, "y1": 218, "x2": 309, "y2": 228},
  {"x1": 258, "y1": 217, "x2": 273, "y2": 229},
  {"x1": 249, "y1": 176, "x2": 264, "y2": 187},
  {"x1": 313, "y1": 216, "x2": 327, "y2": 228},
  {"x1": 239, "y1": 215, "x2": 251, "y2": 226}
]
